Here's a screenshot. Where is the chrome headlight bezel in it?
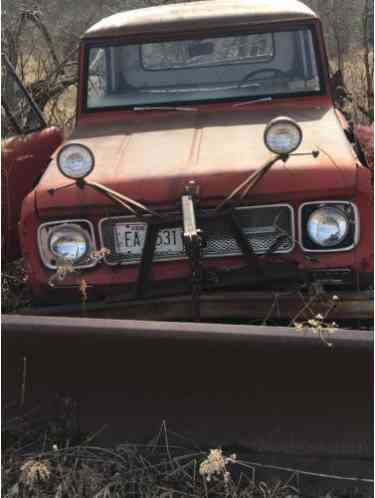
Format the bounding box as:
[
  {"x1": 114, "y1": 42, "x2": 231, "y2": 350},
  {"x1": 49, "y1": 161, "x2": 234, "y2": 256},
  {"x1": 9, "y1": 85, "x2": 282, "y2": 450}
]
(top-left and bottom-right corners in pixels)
[
  {"x1": 264, "y1": 116, "x2": 303, "y2": 155},
  {"x1": 299, "y1": 201, "x2": 359, "y2": 252},
  {"x1": 38, "y1": 219, "x2": 97, "y2": 269},
  {"x1": 57, "y1": 143, "x2": 95, "y2": 180}
]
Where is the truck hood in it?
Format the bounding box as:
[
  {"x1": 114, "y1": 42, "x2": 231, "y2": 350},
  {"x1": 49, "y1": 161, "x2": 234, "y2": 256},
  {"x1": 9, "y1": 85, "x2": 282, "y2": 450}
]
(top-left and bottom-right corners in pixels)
[{"x1": 36, "y1": 102, "x2": 358, "y2": 216}]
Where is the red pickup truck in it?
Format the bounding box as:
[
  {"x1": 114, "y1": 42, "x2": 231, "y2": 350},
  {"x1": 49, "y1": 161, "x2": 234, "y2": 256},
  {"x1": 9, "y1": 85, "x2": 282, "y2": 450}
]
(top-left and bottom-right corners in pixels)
[{"x1": 11, "y1": 0, "x2": 373, "y2": 321}]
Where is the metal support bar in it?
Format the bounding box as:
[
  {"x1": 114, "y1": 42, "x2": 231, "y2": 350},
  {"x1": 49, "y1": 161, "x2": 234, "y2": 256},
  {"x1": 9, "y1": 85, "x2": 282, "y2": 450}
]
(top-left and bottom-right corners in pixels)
[
  {"x1": 181, "y1": 194, "x2": 204, "y2": 258},
  {"x1": 228, "y1": 212, "x2": 263, "y2": 274},
  {"x1": 181, "y1": 192, "x2": 205, "y2": 321},
  {"x1": 134, "y1": 224, "x2": 159, "y2": 299}
]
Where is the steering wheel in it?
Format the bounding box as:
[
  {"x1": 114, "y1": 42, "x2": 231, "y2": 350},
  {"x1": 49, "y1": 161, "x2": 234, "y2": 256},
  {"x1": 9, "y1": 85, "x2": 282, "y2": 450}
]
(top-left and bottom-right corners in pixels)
[{"x1": 238, "y1": 68, "x2": 287, "y2": 88}]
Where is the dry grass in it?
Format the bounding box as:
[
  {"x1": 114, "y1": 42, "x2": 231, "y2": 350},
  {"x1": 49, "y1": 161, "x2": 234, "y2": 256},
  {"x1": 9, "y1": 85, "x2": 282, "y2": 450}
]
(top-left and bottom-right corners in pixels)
[
  {"x1": 2, "y1": 259, "x2": 31, "y2": 314},
  {"x1": 3, "y1": 415, "x2": 371, "y2": 498},
  {"x1": 2, "y1": 416, "x2": 293, "y2": 498}
]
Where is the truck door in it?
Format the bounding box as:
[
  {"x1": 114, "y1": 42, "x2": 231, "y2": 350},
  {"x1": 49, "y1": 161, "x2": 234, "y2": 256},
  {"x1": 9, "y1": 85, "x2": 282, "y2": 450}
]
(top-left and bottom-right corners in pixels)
[{"x1": 2, "y1": 55, "x2": 63, "y2": 262}]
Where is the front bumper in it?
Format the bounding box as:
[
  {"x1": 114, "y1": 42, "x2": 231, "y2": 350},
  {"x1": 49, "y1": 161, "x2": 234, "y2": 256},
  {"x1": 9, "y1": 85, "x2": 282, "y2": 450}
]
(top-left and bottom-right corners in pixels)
[{"x1": 25, "y1": 288, "x2": 373, "y2": 322}]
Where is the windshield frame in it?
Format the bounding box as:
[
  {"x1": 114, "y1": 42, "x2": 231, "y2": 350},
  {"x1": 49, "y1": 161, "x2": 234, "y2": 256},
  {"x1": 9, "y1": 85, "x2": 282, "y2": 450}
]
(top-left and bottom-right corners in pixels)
[{"x1": 82, "y1": 21, "x2": 327, "y2": 113}]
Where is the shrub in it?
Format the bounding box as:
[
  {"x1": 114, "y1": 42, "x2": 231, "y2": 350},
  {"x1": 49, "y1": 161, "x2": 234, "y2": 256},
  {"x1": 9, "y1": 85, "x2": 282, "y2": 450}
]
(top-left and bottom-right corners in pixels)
[{"x1": 356, "y1": 123, "x2": 374, "y2": 169}]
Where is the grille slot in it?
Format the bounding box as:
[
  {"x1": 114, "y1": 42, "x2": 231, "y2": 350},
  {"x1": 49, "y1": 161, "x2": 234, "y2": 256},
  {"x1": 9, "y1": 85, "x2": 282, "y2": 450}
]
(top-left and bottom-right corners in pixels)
[{"x1": 100, "y1": 204, "x2": 294, "y2": 265}]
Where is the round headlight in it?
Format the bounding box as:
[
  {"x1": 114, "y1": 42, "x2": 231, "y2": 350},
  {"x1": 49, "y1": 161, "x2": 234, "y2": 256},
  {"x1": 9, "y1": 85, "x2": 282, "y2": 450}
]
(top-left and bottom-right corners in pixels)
[
  {"x1": 264, "y1": 117, "x2": 303, "y2": 155},
  {"x1": 307, "y1": 207, "x2": 349, "y2": 247},
  {"x1": 57, "y1": 143, "x2": 94, "y2": 179},
  {"x1": 48, "y1": 224, "x2": 90, "y2": 262}
]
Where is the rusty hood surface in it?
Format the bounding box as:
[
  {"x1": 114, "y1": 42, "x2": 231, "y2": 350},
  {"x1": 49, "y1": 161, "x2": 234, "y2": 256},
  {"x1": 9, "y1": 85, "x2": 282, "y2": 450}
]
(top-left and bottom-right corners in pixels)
[{"x1": 36, "y1": 102, "x2": 358, "y2": 217}]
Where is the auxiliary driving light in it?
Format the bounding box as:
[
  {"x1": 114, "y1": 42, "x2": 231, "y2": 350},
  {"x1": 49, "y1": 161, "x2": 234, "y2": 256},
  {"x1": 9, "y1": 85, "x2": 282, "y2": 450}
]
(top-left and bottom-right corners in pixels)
[
  {"x1": 264, "y1": 116, "x2": 303, "y2": 155},
  {"x1": 57, "y1": 143, "x2": 95, "y2": 180}
]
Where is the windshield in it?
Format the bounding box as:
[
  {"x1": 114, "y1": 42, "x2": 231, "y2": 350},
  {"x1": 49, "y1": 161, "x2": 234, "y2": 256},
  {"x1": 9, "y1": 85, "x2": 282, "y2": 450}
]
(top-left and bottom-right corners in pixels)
[{"x1": 86, "y1": 27, "x2": 323, "y2": 110}]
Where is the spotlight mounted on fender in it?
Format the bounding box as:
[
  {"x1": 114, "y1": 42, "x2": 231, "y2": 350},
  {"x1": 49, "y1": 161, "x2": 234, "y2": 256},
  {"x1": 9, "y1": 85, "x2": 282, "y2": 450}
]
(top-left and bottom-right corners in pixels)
[
  {"x1": 57, "y1": 143, "x2": 95, "y2": 181},
  {"x1": 264, "y1": 116, "x2": 303, "y2": 155}
]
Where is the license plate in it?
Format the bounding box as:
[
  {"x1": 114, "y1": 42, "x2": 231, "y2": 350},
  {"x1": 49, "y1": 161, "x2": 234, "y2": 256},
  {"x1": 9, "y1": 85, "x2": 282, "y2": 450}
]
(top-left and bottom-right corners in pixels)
[{"x1": 113, "y1": 222, "x2": 185, "y2": 259}]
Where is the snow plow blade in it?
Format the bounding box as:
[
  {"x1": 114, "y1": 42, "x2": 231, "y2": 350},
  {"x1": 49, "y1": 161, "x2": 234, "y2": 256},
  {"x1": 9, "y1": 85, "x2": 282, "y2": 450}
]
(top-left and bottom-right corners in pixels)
[{"x1": 3, "y1": 315, "x2": 373, "y2": 458}]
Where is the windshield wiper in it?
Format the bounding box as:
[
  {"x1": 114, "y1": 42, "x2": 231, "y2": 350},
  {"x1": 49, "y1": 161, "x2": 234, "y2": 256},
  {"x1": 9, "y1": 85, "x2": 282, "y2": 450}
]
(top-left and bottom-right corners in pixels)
[
  {"x1": 132, "y1": 97, "x2": 272, "y2": 112},
  {"x1": 232, "y1": 97, "x2": 273, "y2": 108},
  {"x1": 133, "y1": 105, "x2": 198, "y2": 112}
]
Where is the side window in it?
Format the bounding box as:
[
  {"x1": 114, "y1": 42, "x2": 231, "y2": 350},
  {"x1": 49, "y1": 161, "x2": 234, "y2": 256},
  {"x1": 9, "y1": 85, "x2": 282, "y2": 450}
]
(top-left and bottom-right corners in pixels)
[
  {"x1": 2, "y1": 57, "x2": 45, "y2": 138},
  {"x1": 87, "y1": 48, "x2": 107, "y2": 103}
]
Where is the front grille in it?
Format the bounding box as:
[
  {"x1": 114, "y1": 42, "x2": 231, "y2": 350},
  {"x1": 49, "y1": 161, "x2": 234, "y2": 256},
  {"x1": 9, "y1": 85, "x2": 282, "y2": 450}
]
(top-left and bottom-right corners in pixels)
[
  {"x1": 100, "y1": 204, "x2": 294, "y2": 265},
  {"x1": 203, "y1": 206, "x2": 293, "y2": 257}
]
